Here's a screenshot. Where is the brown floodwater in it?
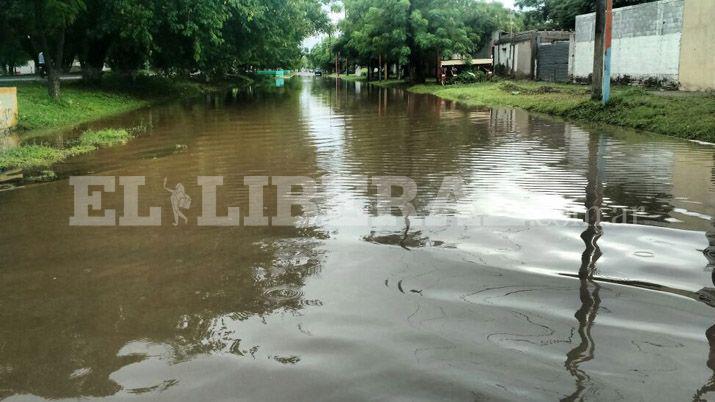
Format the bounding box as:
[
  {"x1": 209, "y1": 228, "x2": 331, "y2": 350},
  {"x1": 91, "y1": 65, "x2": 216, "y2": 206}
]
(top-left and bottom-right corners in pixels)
[{"x1": 1, "y1": 77, "x2": 715, "y2": 401}]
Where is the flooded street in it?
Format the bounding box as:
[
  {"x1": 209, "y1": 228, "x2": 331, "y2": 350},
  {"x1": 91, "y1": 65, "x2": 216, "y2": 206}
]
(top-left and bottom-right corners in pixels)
[{"x1": 1, "y1": 77, "x2": 715, "y2": 401}]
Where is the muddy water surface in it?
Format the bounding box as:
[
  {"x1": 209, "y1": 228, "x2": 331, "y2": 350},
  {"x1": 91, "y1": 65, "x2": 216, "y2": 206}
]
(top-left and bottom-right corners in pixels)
[{"x1": 1, "y1": 78, "x2": 715, "y2": 401}]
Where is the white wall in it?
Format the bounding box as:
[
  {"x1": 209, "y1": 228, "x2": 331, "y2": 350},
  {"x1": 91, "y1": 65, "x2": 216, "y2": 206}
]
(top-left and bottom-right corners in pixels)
[
  {"x1": 573, "y1": 34, "x2": 682, "y2": 81},
  {"x1": 572, "y1": 0, "x2": 684, "y2": 83}
]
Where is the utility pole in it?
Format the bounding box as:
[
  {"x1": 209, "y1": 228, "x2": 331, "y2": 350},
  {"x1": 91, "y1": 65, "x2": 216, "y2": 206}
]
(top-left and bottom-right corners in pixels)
[{"x1": 592, "y1": 0, "x2": 613, "y2": 103}]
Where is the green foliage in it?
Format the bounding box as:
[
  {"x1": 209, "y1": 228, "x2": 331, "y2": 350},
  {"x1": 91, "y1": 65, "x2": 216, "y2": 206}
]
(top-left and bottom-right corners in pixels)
[
  {"x1": 460, "y1": 0, "x2": 522, "y2": 53},
  {"x1": 410, "y1": 81, "x2": 715, "y2": 142},
  {"x1": 307, "y1": 36, "x2": 338, "y2": 71},
  {"x1": 0, "y1": 145, "x2": 68, "y2": 170},
  {"x1": 328, "y1": 0, "x2": 515, "y2": 82},
  {"x1": 78, "y1": 128, "x2": 132, "y2": 147},
  {"x1": 0, "y1": 128, "x2": 137, "y2": 171},
  {"x1": 0, "y1": 0, "x2": 329, "y2": 94},
  {"x1": 451, "y1": 70, "x2": 488, "y2": 84}
]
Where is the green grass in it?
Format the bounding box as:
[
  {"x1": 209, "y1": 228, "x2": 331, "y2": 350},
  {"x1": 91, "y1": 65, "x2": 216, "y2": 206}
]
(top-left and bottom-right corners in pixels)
[
  {"x1": 0, "y1": 128, "x2": 134, "y2": 171},
  {"x1": 14, "y1": 83, "x2": 147, "y2": 131},
  {"x1": 327, "y1": 73, "x2": 406, "y2": 87},
  {"x1": 370, "y1": 79, "x2": 406, "y2": 88},
  {"x1": 409, "y1": 81, "x2": 715, "y2": 142},
  {"x1": 0, "y1": 145, "x2": 69, "y2": 170},
  {"x1": 78, "y1": 128, "x2": 133, "y2": 147},
  {"x1": 328, "y1": 73, "x2": 365, "y2": 82},
  {"x1": 8, "y1": 74, "x2": 225, "y2": 131}
]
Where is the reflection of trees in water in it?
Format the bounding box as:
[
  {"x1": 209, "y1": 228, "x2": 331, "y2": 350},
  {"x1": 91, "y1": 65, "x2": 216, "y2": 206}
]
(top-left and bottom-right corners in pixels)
[
  {"x1": 693, "y1": 325, "x2": 715, "y2": 401},
  {"x1": 2, "y1": 82, "x2": 329, "y2": 400},
  {"x1": 562, "y1": 132, "x2": 603, "y2": 401},
  {"x1": 0, "y1": 232, "x2": 325, "y2": 400}
]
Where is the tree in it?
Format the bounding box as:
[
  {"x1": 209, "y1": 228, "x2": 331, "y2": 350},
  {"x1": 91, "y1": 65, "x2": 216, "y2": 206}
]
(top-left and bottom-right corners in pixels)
[
  {"x1": 204, "y1": 0, "x2": 329, "y2": 77},
  {"x1": 307, "y1": 35, "x2": 337, "y2": 71},
  {"x1": 3, "y1": 0, "x2": 86, "y2": 99},
  {"x1": 0, "y1": 0, "x2": 330, "y2": 96},
  {"x1": 460, "y1": 0, "x2": 520, "y2": 55},
  {"x1": 150, "y1": 0, "x2": 230, "y2": 77},
  {"x1": 516, "y1": 0, "x2": 656, "y2": 30},
  {"x1": 406, "y1": 0, "x2": 472, "y2": 82},
  {"x1": 336, "y1": 0, "x2": 473, "y2": 83},
  {"x1": 0, "y1": 13, "x2": 30, "y2": 75}
]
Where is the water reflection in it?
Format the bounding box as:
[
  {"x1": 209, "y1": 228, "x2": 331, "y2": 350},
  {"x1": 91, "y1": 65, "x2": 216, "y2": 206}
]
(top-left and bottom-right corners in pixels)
[
  {"x1": 1, "y1": 78, "x2": 715, "y2": 400},
  {"x1": 563, "y1": 132, "x2": 604, "y2": 401},
  {"x1": 694, "y1": 221, "x2": 715, "y2": 400},
  {"x1": 0, "y1": 232, "x2": 325, "y2": 398}
]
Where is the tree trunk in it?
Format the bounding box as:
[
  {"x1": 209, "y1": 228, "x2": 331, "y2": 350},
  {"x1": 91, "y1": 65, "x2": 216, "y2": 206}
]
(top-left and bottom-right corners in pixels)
[
  {"x1": 81, "y1": 39, "x2": 109, "y2": 84},
  {"x1": 40, "y1": 30, "x2": 66, "y2": 100},
  {"x1": 81, "y1": 64, "x2": 103, "y2": 84},
  {"x1": 47, "y1": 69, "x2": 61, "y2": 99},
  {"x1": 409, "y1": 53, "x2": 425, "y2": 84},
  {"x1": 378, "y1": 54, "x2": 382, "y2": 81},
  {"x1": 436, "y1": 50, "x2": 440, "y2": 81},
  {"x1": 384, "y1": 61, "x2": 388, "y2": 81},
  {"x1": 335, "y1": 52, "x2": 339, "y2": 76}
]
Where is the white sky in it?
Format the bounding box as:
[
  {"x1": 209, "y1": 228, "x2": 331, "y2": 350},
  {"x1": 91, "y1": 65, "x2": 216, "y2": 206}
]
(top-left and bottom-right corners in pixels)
[{"x1": 303, "y1": 0, "x2": 516, "y2": 49}]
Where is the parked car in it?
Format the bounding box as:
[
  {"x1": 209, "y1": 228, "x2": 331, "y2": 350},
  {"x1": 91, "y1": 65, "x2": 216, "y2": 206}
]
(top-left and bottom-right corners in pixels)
[{"x1": 314, "y1": 69, "x2": 322, "y2": 76}]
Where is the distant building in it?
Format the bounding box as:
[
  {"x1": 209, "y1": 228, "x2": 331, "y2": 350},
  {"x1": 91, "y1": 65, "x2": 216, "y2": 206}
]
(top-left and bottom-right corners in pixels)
[{"x1": 493, "y1": 31, "x2": 572, "y2": 80}]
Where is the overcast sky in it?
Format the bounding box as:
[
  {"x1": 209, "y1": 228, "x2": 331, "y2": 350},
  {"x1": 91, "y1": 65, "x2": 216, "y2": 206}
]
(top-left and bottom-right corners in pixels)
[{"x1": 303, "y1": 0, "x2": 517, "y2": 49}]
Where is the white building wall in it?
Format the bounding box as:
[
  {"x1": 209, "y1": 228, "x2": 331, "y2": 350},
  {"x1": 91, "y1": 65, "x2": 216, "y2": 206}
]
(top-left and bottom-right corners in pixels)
[{"x1": 572, "y1": 0, "x2": 684, "y2": 83}]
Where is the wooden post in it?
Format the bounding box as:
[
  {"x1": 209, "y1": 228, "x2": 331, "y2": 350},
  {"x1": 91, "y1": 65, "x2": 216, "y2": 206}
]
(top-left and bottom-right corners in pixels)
[
  {"x1": 592, "y1": 0, "x2": 606, "y2": 101},
  {"x1": 384, "y1": 60, "x2": 388, "y2": 81}
]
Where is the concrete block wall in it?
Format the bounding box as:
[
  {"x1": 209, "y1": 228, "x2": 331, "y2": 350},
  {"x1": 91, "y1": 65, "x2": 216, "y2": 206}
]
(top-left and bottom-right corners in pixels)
[
  {"x1": 572, "y1": 0, "x2": 684, "y2": 83},
  {"x1": 0, "y1": 87, "x2": 18, "y2": 131},
  {"x1": 537, "y1": 41, "x2": 571, "y2": 82}
]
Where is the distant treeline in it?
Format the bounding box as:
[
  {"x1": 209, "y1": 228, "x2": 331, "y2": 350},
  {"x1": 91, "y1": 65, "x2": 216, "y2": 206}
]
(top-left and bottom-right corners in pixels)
[
  {"x1": 308, "y1": 0, "x2": 656, "y2": 83},
  {"x1": 0, "y1": 0, "x2": 330, "y2": 98}
]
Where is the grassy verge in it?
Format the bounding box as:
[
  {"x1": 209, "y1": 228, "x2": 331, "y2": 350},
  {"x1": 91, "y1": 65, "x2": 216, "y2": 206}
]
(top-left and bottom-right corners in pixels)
[
  {"x1": 327, "y1": 73, "x2": 364, "y2": 82},
  {"x1": 327, "y1": 74, "x2": 406, "y2": 88},
  {"x1": 0, "y1": 128, "x2": 136, "y2": 172},
  {"x1": 9, "y1": 74, "x2": 226, "y2": 131},
  {"x1": 371, "y1": 79, "x2": 406, "y2": 88},
  {"x1": 409, "y1": 81, "x2": 715, "y2": 142}
]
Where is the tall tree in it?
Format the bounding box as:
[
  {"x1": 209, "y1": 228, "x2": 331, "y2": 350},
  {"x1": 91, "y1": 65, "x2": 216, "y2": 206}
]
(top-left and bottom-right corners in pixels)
[
  {"x1": 337, "y1": 0, "x2": 472, "y2": 83},
  {"x1": 460, "y1": 0, "x2": 521, "y2": 55},
  {"x1": 4, "y1": 0, "x2": 86, "y2": 98}
]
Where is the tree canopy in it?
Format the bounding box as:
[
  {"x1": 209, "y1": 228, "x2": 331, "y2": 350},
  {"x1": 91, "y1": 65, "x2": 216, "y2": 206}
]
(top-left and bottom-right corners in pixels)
[
  {"x1": 317, "y1": 0, "x2": 516, "y2": 83},
  {"x1": 0, "y1": 0, "x2": 330, "y2": 98}
]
